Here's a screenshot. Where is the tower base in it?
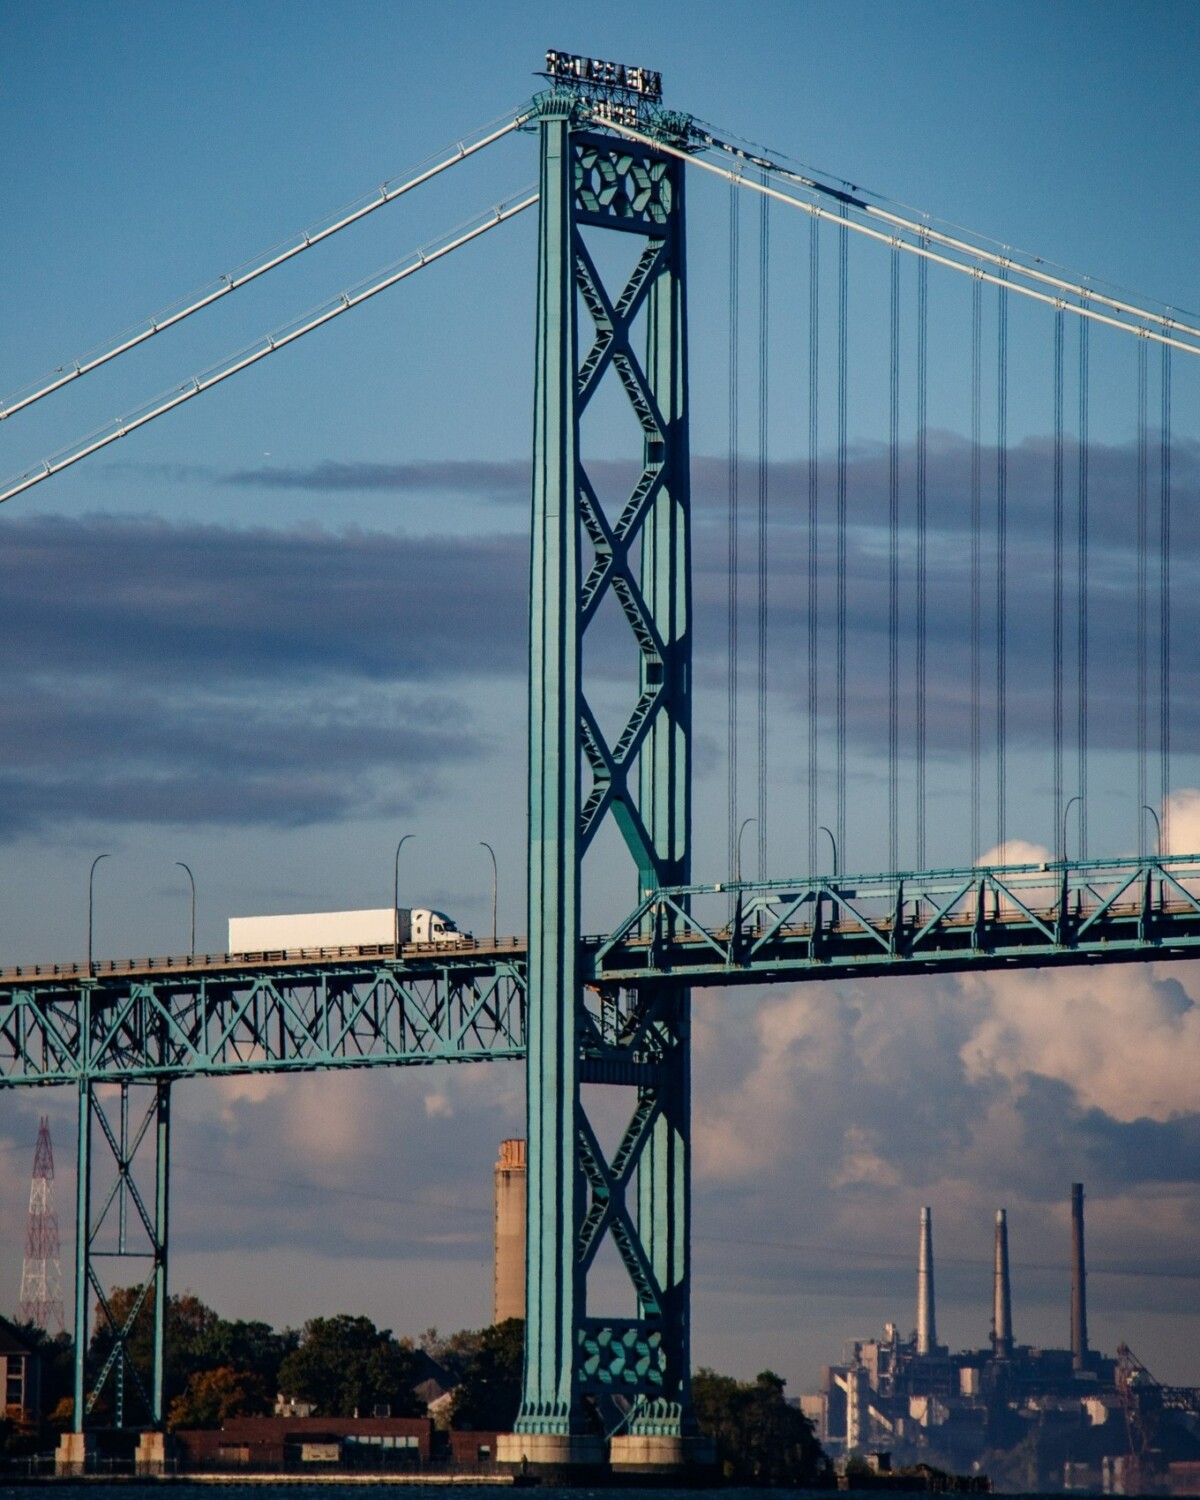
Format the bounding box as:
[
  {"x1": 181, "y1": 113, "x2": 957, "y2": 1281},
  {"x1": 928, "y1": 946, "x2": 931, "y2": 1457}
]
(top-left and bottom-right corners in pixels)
[
  {"x1": 55, "y1": 1432, "x2": 96, "y2": 1475},
  {"x1": 497, "y1": 1431, "x2": 607, "y2": 1479},
  {"x1": 136, "y1": 1430, "x2": 172, "y2": 1474},
  {"x1": 610, "y1": 1433, "x2": 717, "y2": 1476}
]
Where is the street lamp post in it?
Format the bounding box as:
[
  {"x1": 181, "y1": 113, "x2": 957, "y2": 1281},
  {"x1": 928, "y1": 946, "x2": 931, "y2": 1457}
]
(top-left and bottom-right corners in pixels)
[
  {"x1": 817, "y1": 825, "x2": 839, "y2": 880},
  {"x1": 734, "y1": 817, "x2": 756, "y2": 885},
  {"x1": 87, "y1": 853, "x2": 110, "y2": 975},
  {"x1": 480, "y1": 842, "x2": 498, "y2": 946},
  {"x1": 393, "y1": 834, "x2": 414, "y2": 956},
  {"x1": 1142, "y1": 804, "x2": 1162, "y2": 858},
  {"x1": 175, "y1": 862, "x2": 196, "y2": 957},
  {"x1": 1061, "y1": 795, "x2": 1082, "y2": 862}
]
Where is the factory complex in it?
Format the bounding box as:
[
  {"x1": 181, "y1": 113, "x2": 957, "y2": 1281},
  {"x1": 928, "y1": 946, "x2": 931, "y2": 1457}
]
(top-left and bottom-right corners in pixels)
[{"x1": 800, "y1": 1187, "x2": 1200, "y2": 1493}]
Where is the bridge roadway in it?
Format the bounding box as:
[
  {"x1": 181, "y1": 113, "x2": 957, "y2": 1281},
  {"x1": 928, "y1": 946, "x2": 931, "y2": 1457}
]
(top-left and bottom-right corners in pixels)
[{"x1": 1, "y1": 855, "x2": 1198, "y2": 1086}]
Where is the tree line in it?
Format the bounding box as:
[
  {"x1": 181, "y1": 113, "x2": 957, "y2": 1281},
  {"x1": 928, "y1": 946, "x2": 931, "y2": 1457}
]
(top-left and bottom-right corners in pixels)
[{"x1": 10, "y1": 1291, "x2": 829, "y2": 1484}]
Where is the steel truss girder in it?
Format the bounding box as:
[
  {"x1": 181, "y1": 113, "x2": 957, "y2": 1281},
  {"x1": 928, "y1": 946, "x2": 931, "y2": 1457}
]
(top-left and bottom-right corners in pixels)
[
  {"x1": 0, "y1": 961, "x2": 526, "y2": 1086},
  {"x1": 520, "y1": 94, "x2": 693, "y2": 1442},
  {"x1": 589, "y1": 856, "x2": 1200, "y2": 985}
]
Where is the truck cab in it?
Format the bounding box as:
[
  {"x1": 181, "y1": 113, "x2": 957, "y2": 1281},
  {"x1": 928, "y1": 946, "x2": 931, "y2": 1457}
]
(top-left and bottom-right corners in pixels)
[{"x1": 411, "y1": 907, "x2": 470, "y2": 945}]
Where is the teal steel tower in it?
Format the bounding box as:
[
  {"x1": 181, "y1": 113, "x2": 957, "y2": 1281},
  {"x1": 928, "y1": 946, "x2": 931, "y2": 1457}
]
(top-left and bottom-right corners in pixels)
[{"x1": 507, "y1": 65, "x2": 699, "y2": 1467}]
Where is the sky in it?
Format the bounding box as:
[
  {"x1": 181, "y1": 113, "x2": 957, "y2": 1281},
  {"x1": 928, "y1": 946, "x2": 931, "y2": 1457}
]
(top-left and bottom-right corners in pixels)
[{"x1": 2, "y1": 0, "x2": 1200, "y2": 1399}]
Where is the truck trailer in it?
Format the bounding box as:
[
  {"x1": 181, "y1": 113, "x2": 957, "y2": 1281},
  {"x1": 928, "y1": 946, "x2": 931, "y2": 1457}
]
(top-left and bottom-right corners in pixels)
[{"x1": 227, "y1": 907, "x2": 469, "y2": 954}]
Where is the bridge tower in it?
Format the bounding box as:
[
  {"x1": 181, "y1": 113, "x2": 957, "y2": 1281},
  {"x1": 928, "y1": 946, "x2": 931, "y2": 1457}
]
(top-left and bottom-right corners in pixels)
[{"x1": 501, "y1": 60, "x2": 703, "y2": 1472}]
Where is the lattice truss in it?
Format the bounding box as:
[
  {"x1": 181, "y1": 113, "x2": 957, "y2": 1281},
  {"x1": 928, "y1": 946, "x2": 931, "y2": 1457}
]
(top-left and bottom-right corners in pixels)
[
  {"x1": 83, "y1": 1082, "x2": 166, "y2": 1428},
  {"x1": 572, "y1": 136, "x2": 681, "y2": 869},
  {"x1": 567, "y1": 130, "x2": 691, "y2": 1418},
  {"x1": 590, "y1": 858, "x2": 1200, "y2": 983},
  {"x1": 0, "y1": 963, "x2": 526, "y2": 1084}
]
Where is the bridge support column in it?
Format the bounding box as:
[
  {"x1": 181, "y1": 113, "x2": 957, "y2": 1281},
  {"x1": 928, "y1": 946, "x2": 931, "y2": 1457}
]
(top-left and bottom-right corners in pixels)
[
  {"x1": 72, "y1": 1068, "x2": 172, "y2": 1436},
  {"x1": 509, "y1": 78, "x2": 702, "y2": 1473}
]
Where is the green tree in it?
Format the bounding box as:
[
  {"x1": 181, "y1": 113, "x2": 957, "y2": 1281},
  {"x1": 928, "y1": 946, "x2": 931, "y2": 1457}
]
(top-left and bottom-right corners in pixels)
[
  {"x1": 449, "y1": 1319, "x2": 524, "y2": 1431},
  {"x1": 87, "y1": 1287, "x2": 297, "y2": 1424},
  {"x1": 692, "y1": 1367, "x2": 829, "y2": 1486},
  {"x1": 419, "y1": 1326, "x2": 484, "y2": 1384},
  {"x1": 277, "y1": 1315, "x2": 422, "y2": 1418}
]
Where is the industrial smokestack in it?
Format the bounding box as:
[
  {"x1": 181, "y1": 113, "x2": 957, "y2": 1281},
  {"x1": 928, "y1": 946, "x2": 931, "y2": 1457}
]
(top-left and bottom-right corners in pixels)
[
  {"x1": 917, "y1": 1206, "x2": 937, "y2": 1355},
  {"x1": 1071, "y1": 1182, "x2": 1089, "y2": 1370},
  {"x1": 992, "y1": 1209, "x2": 1013, "y2": 1358},
  {"x1": 493, "y1": 1138, "x2": 527, "y2": 1324}
]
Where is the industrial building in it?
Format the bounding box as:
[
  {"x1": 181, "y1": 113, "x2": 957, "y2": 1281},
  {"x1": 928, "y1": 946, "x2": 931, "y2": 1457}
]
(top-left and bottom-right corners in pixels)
[{"x1": 801, "y1": 1187, "x2": 1200, "y2": 1493}]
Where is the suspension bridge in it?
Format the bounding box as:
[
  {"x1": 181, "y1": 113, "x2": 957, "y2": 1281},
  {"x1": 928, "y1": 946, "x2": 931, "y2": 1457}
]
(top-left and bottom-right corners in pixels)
[{"x1": 2, "y1": 52, "x2": 1197, "y2": 1471}]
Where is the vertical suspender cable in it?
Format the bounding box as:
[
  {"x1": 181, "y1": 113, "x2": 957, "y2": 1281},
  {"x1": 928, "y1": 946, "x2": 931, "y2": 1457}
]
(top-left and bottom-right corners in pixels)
[
  {"x1": 996, "y1": 270, "x2": 1009, "y2": 855},
  {"x1": 916, "y1": 243, "x2": 928, "y2": 871},
  {"x1": 836, "y1": 224, "x2": 849, "y2": 866},
  {"x1": 807, "y1": 213, "x2": 821, "y2": 874},
  {"x1": 1161, "y1": 341, "x2": 1172, "y2": 851},
  {"x1": 1053, "y1": 310, "x2": 1065, "y2": 853},
  {"x1": 1078, "y1": 313, "x2": 1090, "y2": 859},
  {"x1": 728, "y1": 183, "x2": 741, "y2": 883},
  {"x1": 757, "y1": 189, "x2": 770, "y2": 879},
  {"x1": 889, "y1": 246, "x2": 901, "y2": 873},
  {"x1": 971, "y1": 276, "x2": 983, "y2": 862},
  {"x1": 1137, "y1": 335, "x2": 1149, "y2": 855}
]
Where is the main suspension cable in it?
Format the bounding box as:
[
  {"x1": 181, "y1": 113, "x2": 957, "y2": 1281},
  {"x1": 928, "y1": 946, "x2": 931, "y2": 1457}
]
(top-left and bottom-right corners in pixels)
[
  {"x1": 614, "y1": 120, "x2": 1200, "y2": 356},
  {"x1": 0, "y1": 191, "x2": 537, "y2": 508},
  {"x1": 1, "y1": 106, "x2": 534, "y2": 422}
]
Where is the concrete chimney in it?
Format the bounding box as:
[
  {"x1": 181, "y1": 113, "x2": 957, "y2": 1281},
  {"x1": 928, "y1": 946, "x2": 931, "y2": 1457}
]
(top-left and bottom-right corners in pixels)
[
  {"x1": 493, "y1": 1138, "x2": 526, "y2": 1324},
  {"x1": 992, "y1": 1209, "x2": 1013, "y2": 1358},
  {"x1": 917, "y1": 1206, "x2": 937, "y2": 1355},
  {"x1": 1071, "y1": 1182, "x2": 1089, "y2": 1370}
]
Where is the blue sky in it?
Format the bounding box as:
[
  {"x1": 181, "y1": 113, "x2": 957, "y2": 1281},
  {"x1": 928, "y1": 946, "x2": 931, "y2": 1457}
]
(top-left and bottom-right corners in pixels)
[{"x1": 2, "y1": 0, "x2": 1200, "y2": 1397}]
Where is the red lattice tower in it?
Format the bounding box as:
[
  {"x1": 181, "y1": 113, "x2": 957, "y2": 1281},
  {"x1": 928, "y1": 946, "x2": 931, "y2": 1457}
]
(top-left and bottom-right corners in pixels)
[{"x1": 18, "y1": 1116, "x2": 64, "y2": 1332}]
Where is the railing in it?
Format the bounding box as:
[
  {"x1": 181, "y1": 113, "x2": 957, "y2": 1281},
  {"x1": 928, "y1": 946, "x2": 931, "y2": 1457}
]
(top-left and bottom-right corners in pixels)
[{"x1": 0, "y1": 935, "x2": 528, "y2": 986}]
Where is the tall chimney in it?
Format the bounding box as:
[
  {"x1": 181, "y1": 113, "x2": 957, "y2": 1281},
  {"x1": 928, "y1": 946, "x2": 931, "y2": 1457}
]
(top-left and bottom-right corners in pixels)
[
  {"x1": 1071, "y1": 1182, "x2": 1089, "y2": 1370},
  {"x1": 917, "y1": 1206, "x2": 937, "y2": 1355},
  {"x1": 493, "y1": 1138, "x2": 527, "y2": 1324},
  {"x1": 991, "y1": 1209, "x2": 1013, "y2": 1358}
]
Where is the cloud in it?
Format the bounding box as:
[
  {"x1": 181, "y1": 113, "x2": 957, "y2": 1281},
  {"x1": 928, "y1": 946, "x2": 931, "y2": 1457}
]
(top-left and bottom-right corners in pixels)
[
  {"x1": 959, "y1": 962, "x2": 1200, "y2": 1126},
  {"x1": 0, "y1": 514, "x2": 522, "y2": 839},
  {"x1": 220, "y1": 458, "x2": 532, "y2": 498}
]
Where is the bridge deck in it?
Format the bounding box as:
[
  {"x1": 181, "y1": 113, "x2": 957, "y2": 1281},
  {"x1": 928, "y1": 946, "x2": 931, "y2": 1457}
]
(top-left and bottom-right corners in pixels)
[{"x1": 1, "y1": 857, "x2": 1195, "y2": 1085}]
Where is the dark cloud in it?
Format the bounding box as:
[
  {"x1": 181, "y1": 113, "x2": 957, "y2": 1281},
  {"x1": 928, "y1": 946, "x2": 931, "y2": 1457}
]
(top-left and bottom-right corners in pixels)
[
  {"x1": 0, "y1": 515, "x2": 514, "y2": 839},
  {"x1": 1, "y1": 514, "x2": 527, "y2": 684},
  {"x1": 220, "y1": 458, "x2": 532, "y2": 497},
  {"x1": 4, "y1": 421, "x2": 1192, "y2": 838}
]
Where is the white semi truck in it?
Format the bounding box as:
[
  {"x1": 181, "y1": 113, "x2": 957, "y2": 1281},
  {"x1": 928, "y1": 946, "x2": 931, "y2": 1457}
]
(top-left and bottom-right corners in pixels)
[{"x1": 227, "y1": 907, "x2": 470, "y2": 953}]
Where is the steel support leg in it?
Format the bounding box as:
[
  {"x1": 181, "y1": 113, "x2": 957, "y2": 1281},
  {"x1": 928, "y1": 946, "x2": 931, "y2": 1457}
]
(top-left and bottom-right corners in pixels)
[
  {"x1": 152, "y1": 1081, "x2": 170, "y2": 1427},
  {"x1": 72, "y1": 1076, "x2": 92, "y2": 1433},
  {"x1": 519, "y1": 89, "x2": 584, "y2": 1440}
]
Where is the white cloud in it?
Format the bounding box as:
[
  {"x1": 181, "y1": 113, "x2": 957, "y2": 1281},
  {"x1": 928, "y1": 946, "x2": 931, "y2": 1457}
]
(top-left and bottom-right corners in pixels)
[{"x1": 959, "y1": 962, "x2": 1200, "y2": 1123}]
